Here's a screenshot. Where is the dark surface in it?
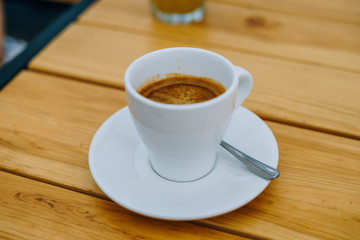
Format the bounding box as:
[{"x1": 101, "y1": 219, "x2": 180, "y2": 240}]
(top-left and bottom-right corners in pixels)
[
  {"x1": 4, "y1": 0, "x2": 71, "y2": 42},
  {"x1": 0, "y1": 0, "x2": 95, "y2": 89}
]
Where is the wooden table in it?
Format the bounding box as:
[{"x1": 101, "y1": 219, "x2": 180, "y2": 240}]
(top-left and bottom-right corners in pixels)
[{"x1": 1, "y1": 0, "x2": 359, "y2": 239}]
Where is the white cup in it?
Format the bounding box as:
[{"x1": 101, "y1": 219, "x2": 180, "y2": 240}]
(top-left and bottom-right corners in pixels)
[{"x1": 125, "y1": 47, "x2": 252, "y2": 182}]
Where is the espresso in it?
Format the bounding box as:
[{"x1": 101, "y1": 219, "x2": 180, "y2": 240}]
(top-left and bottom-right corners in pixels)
[{"x1": 138, "y1": 75, "x2": 226, "y2": 104}]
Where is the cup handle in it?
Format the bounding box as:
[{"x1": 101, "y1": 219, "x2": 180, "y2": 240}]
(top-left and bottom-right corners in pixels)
[{"x1": 234, "y1": 66, "x2": 253, "y2": 108}]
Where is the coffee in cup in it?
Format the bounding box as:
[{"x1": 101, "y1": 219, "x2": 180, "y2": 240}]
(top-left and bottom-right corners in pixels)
[{"x1": 137, "y1": 74, "x2": 226, "y2": 105}]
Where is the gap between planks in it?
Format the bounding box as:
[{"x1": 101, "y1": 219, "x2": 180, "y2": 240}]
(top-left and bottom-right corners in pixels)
[
  {"x1": 0, "y1": 168, "x2": 260, "y2": 240},
  {"x1": 76, "y1": 19, "x2": 360, "y2": 75},
  {"x1": 27, "y1": 69, "x2": 360, "y2": 141}
]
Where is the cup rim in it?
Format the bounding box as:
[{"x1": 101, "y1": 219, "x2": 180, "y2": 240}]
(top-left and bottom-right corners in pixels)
[{"x1": 124, "y1": 47, "x2": 237, "y2": 110}]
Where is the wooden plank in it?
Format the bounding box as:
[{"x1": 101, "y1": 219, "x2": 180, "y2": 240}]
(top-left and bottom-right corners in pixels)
[
  {"x1": 0, "y1": 171, "x2": 249, "y2": 240},
  {"x1": 0, "y1": 70, "x2": 124, "y2": 198},
  {"x1": 208, "y1": 0, "x2": 360, "y2": 24},
  {"x1": 77, "y1": 0, "x2": 360, "y2": 72},
  {"x1": 29, "y1": 24, "x2": 360, "y2": 138},
  {"x1": 202, "y1": 124, "x2": 360, "y2": 239},
  {"x1": 1, "y1": 71, "x2": 359, "y2": 239}
]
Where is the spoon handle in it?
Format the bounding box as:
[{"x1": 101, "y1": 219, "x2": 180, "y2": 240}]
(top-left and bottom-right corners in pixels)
[{"x1": 220, "y1": 141, "x2": 280, "y2": 180}]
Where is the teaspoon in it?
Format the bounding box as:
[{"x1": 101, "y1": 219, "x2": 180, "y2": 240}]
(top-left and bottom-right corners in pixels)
[{"x1": 220, "y1": 141, "x2": 280, "y2": 180}]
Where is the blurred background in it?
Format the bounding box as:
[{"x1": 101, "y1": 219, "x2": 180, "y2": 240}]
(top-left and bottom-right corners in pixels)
[
  {"x1": 0, "y1": 0, "x2": 77, "y2": 66},
  {"x1": 0, "y1": 0, "x2": 92, "y2": 88}
]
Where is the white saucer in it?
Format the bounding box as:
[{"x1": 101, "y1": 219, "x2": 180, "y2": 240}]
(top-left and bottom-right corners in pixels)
[{"x1": 89, "y1": 106, "x2": 278, "y2": 220}]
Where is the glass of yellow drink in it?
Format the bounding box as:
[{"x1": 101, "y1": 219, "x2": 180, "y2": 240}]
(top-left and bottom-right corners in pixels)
[{"x1": 150, "y1": 0, "x2": 204, "y2": 25}]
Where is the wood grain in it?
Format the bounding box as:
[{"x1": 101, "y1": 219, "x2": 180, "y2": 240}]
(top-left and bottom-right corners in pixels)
[
  {"x1": 208, "y1": 0, "x2": 360, "y2": 24},
  {"x1": 78, "y1": 0, "x2": 360, "y2": 72},
  {"x1": 29, "y1": 23, "x2": 360, "y2": 138},
  {"x1": 202, "y1": 124, "x2": 360, "y2": 240},
  {"x1": 1, "y1": 71, "x2": 359, "y2": 239},
  {"x1": 0, "y1": 70, "x2": 125, "y2": 197},
  {"x1": 0, "y1": 171, "x2": 249, "y2": 240}
]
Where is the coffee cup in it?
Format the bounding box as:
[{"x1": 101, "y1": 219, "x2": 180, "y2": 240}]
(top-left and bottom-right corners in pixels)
[{"x1": 125, "y1": 47, "x2": 252, "y2": 182}]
